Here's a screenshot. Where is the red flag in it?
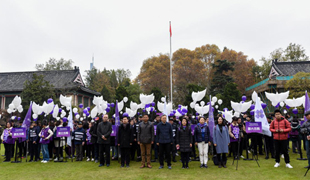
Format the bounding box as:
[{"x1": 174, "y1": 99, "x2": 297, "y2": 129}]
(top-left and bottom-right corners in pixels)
[{"x1": 169, "y1": 22, "x2": 172, "y2": 37}]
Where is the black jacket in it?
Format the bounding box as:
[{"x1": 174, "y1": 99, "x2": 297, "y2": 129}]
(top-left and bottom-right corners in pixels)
[
  {"x1": 156, "y1": 122, "x2": 173, "y2": 144},
  {"x1": 138, "y1": 121, "x2": 154, "y2": 144},
  {"x1": 97, "y1": 121, "x2": 112, "y2": 144},
  {"x1": 194, "y1": 123, "x2": 210, "y2": 143},
  {"x1": 176, "y1": 126, "x2": 192, "y2": 152},
  {"x1": 117, "y1": 124, "x2": 133, "y2": 148},
  {"x1": 89, "y1": 121, "x2": 99, "y2": 144}
]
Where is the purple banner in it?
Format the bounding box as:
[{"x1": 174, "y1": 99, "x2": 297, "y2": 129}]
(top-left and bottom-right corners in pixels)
[
  {"x1": 56, "y1": 127, "x2": 70, "y2": 137},
  {"x1": 191, "y1": 124, "x2": 195, "y2": 135},
  {"x1": 154, "y1": 125, "x2": 157, "y2": 135},
  {"x1": 111, "y1": 125, "x2": 116, "y2": 136},
  {"x1": 246, "y1": 122, "x2": 262, "y2": 133},
  {"x1": 11, "y1": 127, "x2": 26, "y2": 138}
]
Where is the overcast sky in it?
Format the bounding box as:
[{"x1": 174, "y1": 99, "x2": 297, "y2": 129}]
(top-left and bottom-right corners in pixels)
[{"x1": 1, "y1": 0, "x2": 310, "y2": 80}]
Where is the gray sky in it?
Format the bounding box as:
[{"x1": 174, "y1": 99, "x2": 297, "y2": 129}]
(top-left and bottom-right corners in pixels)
[{"x1": 1, "y1": 0, "x2": 310, "y2": 80}]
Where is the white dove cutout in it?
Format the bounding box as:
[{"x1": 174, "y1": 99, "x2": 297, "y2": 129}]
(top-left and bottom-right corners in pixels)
[
  {"x1": 230, "y1": 100, "x2": 252, "y2": 113},
  {"x1": 139, "y1": 93, "x2": 155, "y2": 105},
  {"x1": 157, "y1": 101, "x2": 173, "y2": 114},
  {"x1": 265, "y1": 91, "x2": 289, "y2": 106},
  {"x1": 191, "y1": 89, "x2": 206, "y2": 102},
  {"x1": 223, "y1": 109, "x2": 233, "y2": 123},
  {"x1": 284, "y1": 96, "x2": 305, "y2": 108},
  {"x1": 194, "y1": 104, "x2": 209, "y2": 116}
]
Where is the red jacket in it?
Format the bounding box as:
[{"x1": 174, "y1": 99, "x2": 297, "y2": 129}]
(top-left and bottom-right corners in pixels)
[{"x1": 270, "y1": 117, "x2": 291, "y2": 140}]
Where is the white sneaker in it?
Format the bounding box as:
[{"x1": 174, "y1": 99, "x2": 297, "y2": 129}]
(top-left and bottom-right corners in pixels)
[
  {"x1": 54, "y1": 158, "x2": 58, "y2": 161},
  {"x1": 248, "y1": 150, "x2": 251, "y2": 154},
  {"x1": 42, "y1": 160, "x2": 48, "y2": 163},
  {"x1": 274, "y1": 163, "x2": 280, "y2": 167},
  {"x1": 286, "y1": 164, "x2": 293, "y2": 168},
  {"x1": 281, "y1": 154, "x2": 284, "y2": 159},
  {"x1": 91, "y1": 158, "x2": 94, "y2": 162},
  {"x1": 240, "y1": 155, "x2": 245, "y2": 159},
  {"x1": 41, "y1": 160, "x2": 45, "y2": 163},
  {"x1": 87, "y1": 158, "x2": 90, "y2": 162}
]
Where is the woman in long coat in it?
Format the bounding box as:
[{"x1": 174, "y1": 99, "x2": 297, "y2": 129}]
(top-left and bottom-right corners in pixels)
[
  {"x1": 176, "y1": 117, "x2": 192, "y2": 169},
  {"x1": 213, "y1": 116, "x2": 230, "y2": 168}
]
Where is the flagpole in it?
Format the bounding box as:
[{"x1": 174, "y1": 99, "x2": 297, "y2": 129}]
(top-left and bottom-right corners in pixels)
[{"x1": 169, "y1": 21, "x2": 173, "y2": 106}]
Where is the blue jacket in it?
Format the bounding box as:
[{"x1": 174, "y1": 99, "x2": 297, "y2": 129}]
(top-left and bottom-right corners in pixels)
[
  {"x1": 72, "y1": 127, "x2": 86, "y2": 145},
  {"x1": 194, "y1": 123, "x2": 210, "y2": 143},
  {"x1": 156, "y1": 122, "x2": 173, "y2": 144}
]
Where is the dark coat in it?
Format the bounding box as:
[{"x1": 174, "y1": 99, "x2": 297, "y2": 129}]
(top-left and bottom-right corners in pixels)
[
  {"x1": 176, "y1": 127, "x2": 192, "y2": 152},
  {"x1": 131, "y1": 124, "x2": 137, "y2": 140},
  {"x1": 156, "y1": 122, "x2": 173, "y2": 144},
  {"x1": 194, "y1": 123, "x2": 210, "y2": 143},
  {"x1": 89, "y1": 121, "x2": 99, "y2": 144},
  {"x1": 138, "y1": 121, "x2": 154, "y2": 144},
  {"x1": 97, "y1": 121, "x2": 112, "y2": 144},
  {"x1": 117, "y1": 124, "x2": 133, "y2": 148}
]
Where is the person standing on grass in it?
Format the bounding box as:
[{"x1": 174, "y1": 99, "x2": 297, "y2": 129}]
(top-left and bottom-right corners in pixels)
[
  {"x1": 53, "y1": 121, "x2": 65, "y2": 162},
  {"x1": 118, "y1": 116, "x2": 133, "y2": 167},
  {"x1": 86, "y1": 121, "x2": 94, "y2": 162},
  {"x1": 229, "y1": 117, "x2": 240, "y2": 160},
  {"x1": 1, "y1": 121, "x2": 14, "y2": 162},
  {"x1": 39, "y1": 120, "x2": 53, "y2": 163},
  {"x1": 27, "y1": 122, "x2": 40, "y2": 162},
  {"x1": 194, "y1": 116, "x2": 211, "y2": 168},
  {"x1": 176, "y1": 117, "x2": 192, "y2": 169},
  {"x1": 138, "y1": 113, "x2": 154, "y2": 168},
  {"x1": 301, "y1": 110, "x2": 310, "y2": 169},
  {"x1": 72, "y1": 121, "x2": 86, "y2": 162},
  {"x1": 270, "y1": 109, "x2": 293, "y2": 168},
  {"x1": 90, "y1": 117, "x2": 100, "y2": 163},
  {"x1": 156, "y1": 115, "x2": 173, "y2": 170},
  {"x1": 213, "y1": 116, "x2": 230, "y2": 168},
  {"x1": 97, "y1": 114, "x2": 112, "y2": 167}
]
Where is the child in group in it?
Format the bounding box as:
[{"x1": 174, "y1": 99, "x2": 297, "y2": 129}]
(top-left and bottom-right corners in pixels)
[
  {"x1": 1, "y1": 122, "x2": 15, "y2": 162},
  {"x1": 72, "y1": 121, "x2": 86, "y2": 161},
  {"x1": 194, "y1": 117, "x2": 211, "y2": 168},
  {"x1": 28, "y1": 122, "x2": 40, "y2": 162},
  {"x1": 86, "y1": 121, "x2": 94, "y2": 162},
  {"x1": 39, "y1": 120, "x2": 53, "y2": 163}
]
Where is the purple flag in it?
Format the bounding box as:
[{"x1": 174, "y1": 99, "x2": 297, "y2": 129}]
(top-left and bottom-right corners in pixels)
[
  {"x1": 22, "y1": 101, "x2": 33, "y2": 130},
  {"x1": 115, "y1": 100, "x2": 120, "y2": 146},
  {"x1": 191, "y1": 124, "x2": 195, "y2": 135},
  {"x1": 304, "y1": 91, "x2": 310, "y2": 120},
  {"x1": 111, "y1": 125, "x2": 116, "y2": 136},
  {"x1": 208, "y1": 96, "x2": 215, "y2": 141}
]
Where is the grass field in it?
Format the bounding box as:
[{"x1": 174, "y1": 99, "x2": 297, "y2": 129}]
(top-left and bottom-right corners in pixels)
[{"x1": 0, "y1": 143, "x2": 309, "y2": 180}]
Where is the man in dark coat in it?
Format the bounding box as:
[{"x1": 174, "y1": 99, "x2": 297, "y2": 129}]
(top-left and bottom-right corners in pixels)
[
  {"x1": 90, "y1": 117, "x2": 100, "y2": 163},
  {"x1": 118, "y1": 116, "x2": 133, "y2": 167},
  {"x1": 97, "y1": 114, "x2": 112, "y2": 167},
  {"x1": 138, "y1": 114, "x2": 154, "y2": 168},
  {"x1": 156, "y1": 115, "x2": 173, "y2": 169}
]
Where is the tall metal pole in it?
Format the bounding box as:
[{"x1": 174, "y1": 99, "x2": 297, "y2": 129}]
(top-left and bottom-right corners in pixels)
[{"x1": 170, "y1": 21, "x2": 173, "y2": 106}]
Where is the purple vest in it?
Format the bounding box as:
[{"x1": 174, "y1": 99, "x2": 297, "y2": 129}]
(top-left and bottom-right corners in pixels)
[
  {"x1": 86, "y1": 129, "x2": 92, "y2": 145},
  {"x1": 40, "y1": 128, "x2": 51, "y2": 144},
  {"x1": 230, "y1": 124, "x2": 239, "y2": 142},
  {"x1": 3, "y1": 129, "x2": 15, "y2": 144}
]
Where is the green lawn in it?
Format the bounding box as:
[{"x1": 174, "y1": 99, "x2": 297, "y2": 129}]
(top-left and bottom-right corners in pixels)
[{"x1": 0, "y1": 143, "x2": 309, "y2": 180}]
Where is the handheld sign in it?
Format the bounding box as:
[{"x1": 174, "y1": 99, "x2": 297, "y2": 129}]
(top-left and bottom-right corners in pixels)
[
  {"x1": 246, "y1": 122, "x2": 262, "y2": 134},
  {"x1": 56, "y1": 127, "x2": 71, "y2": 137},
  {"x1": 11, "y1": 127, "x2": 26, "y2": 138}
]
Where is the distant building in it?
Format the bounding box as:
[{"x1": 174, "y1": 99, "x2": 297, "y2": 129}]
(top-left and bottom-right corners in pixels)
[
  {"x1": 245, "y1": 59, "x2": 310, "y2": 113},
  {"x1": 0, "y1": 67, "x2": 100, "y2": 110}
]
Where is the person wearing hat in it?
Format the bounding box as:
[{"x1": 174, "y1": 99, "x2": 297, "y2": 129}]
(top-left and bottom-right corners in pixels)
[
  {"x1": 72, "y1": 121, "x2": 86, "y2": 162},
  {"x1": 301, "y1": 110, "x2": 310, "y2": 168}
]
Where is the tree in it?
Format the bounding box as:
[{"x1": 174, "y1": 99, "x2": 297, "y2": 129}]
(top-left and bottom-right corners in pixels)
[
  {"x1": 210, "y1": 59, "x2": 235, "y2": 95},
  {"x1": 284, "y1": 43, "x2": 309, "y2": 62},
  {"x1": 136, "y1": 54, "x2": 170, "y2": 96},
  {"x1": 101, "y1": 85, "x2": 113, "y2": 102},
  {"x1": 218, "y1": 82, "x2": 241, "y2": 110},
  {"x1": 36, "y1": 58, "x2": 74, "y2": 71},
  {"x1": 126, "y1": 83, "x2": 143, "y2": 103},
  {"x1": 172, "y1": 48, "x2": 207, "y2": 105},
  {"x1": 84, "y1": 67, "x2": 99, "y2": 88},
  {"x1": 115, "y1": 86, "x2": 129, "y2": 102},
  {"x1": 285, "y1": 72, "x2": 310, "y2": 98},
  {"x1": 116, "y1": 69, "x2": 132, "y2": 86},
  {"x1": 21, "y1": 74, "x2": 56, "y2": 116}
]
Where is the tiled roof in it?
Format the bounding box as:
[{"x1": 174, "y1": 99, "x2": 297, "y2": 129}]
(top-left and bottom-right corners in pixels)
[{"x1": 273, "y1": 60, "x2": 310, "y2": 76}]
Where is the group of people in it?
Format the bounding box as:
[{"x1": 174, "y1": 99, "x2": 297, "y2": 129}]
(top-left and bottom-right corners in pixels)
[{"x1": 0, "y1": 109, "x2": 310, "y2": 170}]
